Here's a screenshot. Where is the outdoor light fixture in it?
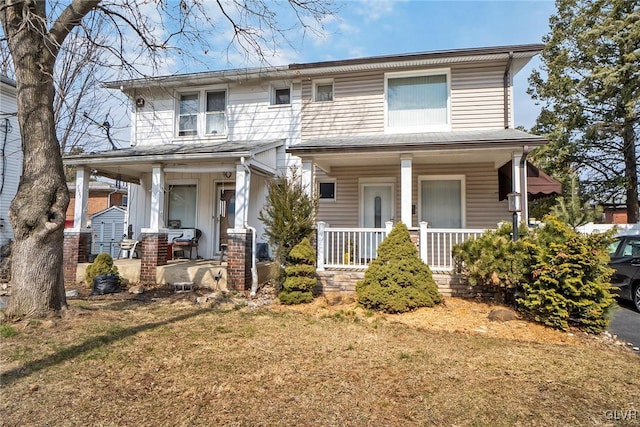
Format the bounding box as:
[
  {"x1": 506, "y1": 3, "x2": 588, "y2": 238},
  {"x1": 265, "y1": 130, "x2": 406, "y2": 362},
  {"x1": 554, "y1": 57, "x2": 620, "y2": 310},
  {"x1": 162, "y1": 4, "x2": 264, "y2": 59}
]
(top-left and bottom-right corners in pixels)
[{"x1": 507, "y1": 192, "x2": 521, "y2": 241}]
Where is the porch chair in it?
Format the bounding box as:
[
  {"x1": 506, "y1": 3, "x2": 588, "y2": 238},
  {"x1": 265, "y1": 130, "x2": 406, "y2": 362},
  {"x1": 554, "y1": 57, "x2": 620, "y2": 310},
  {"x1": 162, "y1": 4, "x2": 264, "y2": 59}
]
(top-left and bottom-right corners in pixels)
[
  {"x1": 118, "y1": 238, "x2": 140, "y2": 259},
  {"x1": 172, "y1": 229, "x2": 202, "y2": 260}
]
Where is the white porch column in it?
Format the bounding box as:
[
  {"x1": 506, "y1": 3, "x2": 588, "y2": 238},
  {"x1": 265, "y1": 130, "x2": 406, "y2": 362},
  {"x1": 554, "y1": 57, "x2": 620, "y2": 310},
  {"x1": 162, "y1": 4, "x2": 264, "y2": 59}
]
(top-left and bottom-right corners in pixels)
[
  {"x1": 73, "y1": 166, "x2": 89, "y2": 230},
  {"x1": 301, "y1": 160, "x2": 314, "y2": 198},
  {"x1": 317, "y1": 221, "x2": 326, "y2": 272},
  {"x1": 400, "y1": 155, "x2": 413, "y2": 226},
  {"x1": 234, "y1": 163, "x2": 248, "y2": 229},
  {"x1": 511, "y1": 152, "x2": 523, "y2": 224},
  {"x1": 149, "y1": 164, "x2": 165, "y2": 231}
]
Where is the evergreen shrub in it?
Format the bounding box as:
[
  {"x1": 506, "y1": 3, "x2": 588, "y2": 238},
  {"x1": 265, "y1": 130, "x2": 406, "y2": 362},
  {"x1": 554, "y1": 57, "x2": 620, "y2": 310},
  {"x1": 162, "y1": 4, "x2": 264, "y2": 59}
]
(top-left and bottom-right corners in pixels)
[
  {"x1": 356, "y1": 222, "x2": 441, "y2": 313},
  {"x1": 279, "y1": 238, "x2": 317, "y2": 305},
  {"x1": 453, "y1": 215, "x2": 616, "y2": 333},
  {"x1": 85, "y1": 253, "x2": 119, "y2": 287}
]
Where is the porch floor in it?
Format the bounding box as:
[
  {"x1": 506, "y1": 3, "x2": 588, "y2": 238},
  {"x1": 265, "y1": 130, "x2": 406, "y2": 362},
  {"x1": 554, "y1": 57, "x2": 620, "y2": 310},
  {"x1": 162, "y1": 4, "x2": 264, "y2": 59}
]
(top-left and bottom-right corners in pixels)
[{"x1": 75, "y1": 259, "x2": 278, "y2": 291}]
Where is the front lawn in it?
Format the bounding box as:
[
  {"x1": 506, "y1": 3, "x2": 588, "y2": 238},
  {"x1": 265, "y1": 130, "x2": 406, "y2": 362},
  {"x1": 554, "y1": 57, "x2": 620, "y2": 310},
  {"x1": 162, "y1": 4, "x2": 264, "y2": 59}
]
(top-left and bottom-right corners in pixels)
[{"x1": 1, "y1": 291, "x2": 638, "y2": 426}]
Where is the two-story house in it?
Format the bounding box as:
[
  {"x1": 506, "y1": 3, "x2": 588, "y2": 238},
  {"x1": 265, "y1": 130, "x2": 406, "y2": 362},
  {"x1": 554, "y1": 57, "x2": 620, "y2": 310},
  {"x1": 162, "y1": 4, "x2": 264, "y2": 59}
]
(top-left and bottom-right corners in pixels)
[{"x1": 64, "y1": 44, "x2": 560, "y2": 293}]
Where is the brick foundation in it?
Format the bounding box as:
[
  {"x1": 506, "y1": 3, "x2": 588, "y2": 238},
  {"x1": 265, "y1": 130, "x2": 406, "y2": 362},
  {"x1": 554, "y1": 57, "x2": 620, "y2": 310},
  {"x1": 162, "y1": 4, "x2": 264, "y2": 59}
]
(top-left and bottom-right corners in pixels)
[
  {"x1": 140, "y1": 232, "x2": 168, "y2": 283},
  {"x1": 63, "y1": 229, "x2": 92, "y2": 284},
  {"x1": 227, "y1": 230, "x2": 253, "y2": 291}
]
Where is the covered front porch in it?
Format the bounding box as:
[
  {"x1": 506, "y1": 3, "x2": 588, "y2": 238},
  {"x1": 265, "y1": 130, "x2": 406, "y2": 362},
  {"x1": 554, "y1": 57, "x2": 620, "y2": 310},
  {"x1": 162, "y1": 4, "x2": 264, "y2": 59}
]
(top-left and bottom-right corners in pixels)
[{"x1": 63, "y1": 140, "x2": 284, "y2": 291}]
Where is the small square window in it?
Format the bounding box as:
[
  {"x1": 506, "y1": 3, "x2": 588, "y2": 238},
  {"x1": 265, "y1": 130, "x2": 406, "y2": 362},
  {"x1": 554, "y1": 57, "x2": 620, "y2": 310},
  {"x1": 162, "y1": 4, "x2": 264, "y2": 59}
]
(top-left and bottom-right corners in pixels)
[
  {"x1": 319, "y1": 182, "x2": 335, "y2": 200},
  {"x1": 315, "y1": 83, "x2": 333, "y2": 102},
  {"x1": 273, "y1": 87, "x2": 290, "y2": 105}
]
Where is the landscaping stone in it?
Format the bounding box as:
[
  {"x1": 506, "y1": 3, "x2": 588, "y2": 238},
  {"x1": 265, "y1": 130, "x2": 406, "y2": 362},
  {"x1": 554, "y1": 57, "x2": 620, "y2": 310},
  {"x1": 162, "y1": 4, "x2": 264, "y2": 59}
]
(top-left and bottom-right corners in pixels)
[
  {"x1": 488, "y1": 308, "x2": 518, "y2": 322},
  {"x1": 128, "y1": 285, "x2": 145, "y2": 295}
]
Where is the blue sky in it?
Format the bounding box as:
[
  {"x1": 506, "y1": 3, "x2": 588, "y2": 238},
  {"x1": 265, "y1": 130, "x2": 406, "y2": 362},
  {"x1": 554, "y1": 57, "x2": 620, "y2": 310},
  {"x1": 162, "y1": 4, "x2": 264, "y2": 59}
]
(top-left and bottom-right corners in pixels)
[{"x1": 196, "y1": 0, "x2": 558, "y2": 130}]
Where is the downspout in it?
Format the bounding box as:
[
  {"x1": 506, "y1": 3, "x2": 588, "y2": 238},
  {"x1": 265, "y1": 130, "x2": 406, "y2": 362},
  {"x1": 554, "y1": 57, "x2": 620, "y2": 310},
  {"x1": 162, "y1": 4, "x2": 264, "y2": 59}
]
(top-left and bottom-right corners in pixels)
[
  {"x1": 240, "y1": 157, "x2": 259, "y2": 296},
  {"x1": 503, "y1": 51, "x2": 514, "y2": 129},
  {"x1": 520, "y1": 146, "x2": 530, "y2": 227}
]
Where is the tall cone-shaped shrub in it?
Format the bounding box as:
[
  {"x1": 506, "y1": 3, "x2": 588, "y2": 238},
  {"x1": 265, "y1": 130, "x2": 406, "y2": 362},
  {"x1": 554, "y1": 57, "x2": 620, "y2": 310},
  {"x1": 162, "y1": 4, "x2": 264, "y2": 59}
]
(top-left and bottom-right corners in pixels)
[
  {"x1": 279, "y1": 237, "x2": 317, "y2": 305},
  {"x1": 356, "y1": 222, "x2": 441, "y2": 313}
]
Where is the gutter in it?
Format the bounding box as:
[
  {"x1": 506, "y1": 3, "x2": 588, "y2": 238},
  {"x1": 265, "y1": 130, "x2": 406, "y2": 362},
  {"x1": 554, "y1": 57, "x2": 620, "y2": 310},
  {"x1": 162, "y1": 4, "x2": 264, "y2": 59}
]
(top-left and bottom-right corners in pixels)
[
  {"x1": 504, "y1": 51, "x2": 514, "y2": 129},
  {"x1": 240, "y1": 157, "x2": 259, "y2": 296},
  {"x1": 520, "y1": 145, "x2": 530, "y2": 227}
]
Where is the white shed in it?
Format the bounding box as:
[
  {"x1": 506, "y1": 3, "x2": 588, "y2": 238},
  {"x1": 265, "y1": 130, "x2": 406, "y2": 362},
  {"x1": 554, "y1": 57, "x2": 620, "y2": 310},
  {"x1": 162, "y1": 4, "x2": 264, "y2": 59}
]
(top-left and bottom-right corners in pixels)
[{"x1": 90, "y1": 206, "x2": 126, "y2": 258}]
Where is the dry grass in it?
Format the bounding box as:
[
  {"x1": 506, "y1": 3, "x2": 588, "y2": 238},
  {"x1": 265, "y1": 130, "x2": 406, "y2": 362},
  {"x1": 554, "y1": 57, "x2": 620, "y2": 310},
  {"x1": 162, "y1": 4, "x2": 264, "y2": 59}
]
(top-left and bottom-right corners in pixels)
[{"x1": 1, "y1": 288, "x2": 639, "y2": 427}]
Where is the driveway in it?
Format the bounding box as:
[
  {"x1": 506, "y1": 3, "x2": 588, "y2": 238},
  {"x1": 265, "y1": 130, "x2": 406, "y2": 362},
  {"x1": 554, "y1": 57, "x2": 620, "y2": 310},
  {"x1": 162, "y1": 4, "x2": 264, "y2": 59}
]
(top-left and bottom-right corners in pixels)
[{"x1": 608, "y1": 301, "x2": 640, "y2": 354}]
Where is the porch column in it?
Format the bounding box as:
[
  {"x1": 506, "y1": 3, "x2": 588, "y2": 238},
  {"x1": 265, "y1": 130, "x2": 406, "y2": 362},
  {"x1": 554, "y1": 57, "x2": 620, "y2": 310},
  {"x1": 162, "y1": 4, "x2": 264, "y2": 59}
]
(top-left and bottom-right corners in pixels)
[
  {"x1": 73, "y1": 166, "x2": 89, "y2": 230},
  {"x1": 64, "y1": 167, "x2": 91, "y2": 284},
  {"x1": 301, "y1": 160, "x2": 314, "y2": 198},
  {"x1": 140, "y1": 164, "x2": 168, "y2": 284},
  {"x1": 400, "y1": 155, "x2": 413, "y2": 226},
  {"x1": 234, "y1": 163, "x2": 249, "y2": 229},
  {"x1": 150, "y1": 164, "x2": 165, "y2": 231},
  {"x1": 511, "y1": 152, "x2": 523, "y2": 224}
]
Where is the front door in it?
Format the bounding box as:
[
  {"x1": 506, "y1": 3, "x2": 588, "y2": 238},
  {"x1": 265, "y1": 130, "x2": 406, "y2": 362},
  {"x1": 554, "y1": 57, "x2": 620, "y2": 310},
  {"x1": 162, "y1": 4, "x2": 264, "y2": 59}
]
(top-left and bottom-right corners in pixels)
[
  {"x1": 361, "y1": 184, "x2": 394, "y2": 228},
  {"x1": 216, "y1": 184, "x2": 235, "y2": 252},
  {"x1": 361, "y1": 183, "x2": 394, "y2": 259}
]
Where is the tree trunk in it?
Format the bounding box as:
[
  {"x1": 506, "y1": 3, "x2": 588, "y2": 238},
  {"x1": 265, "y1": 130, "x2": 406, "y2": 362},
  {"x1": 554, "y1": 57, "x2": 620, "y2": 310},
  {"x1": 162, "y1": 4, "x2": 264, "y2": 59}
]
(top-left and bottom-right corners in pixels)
[
  {"x1": 4, "y1": 4, "x2": 70, "y2": 318},
  {"x1": 622, "y1": 119, "x2": 639, "y2": 224}
]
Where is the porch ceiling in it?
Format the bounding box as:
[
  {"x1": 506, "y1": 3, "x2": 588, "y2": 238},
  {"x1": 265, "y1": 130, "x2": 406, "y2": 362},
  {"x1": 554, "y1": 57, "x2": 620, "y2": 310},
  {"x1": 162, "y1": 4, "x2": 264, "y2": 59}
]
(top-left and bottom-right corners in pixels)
[
  {"x1": 63, "y1": 139, "x2": 284, "y2": 184},
  {"x1": 288, "y1": 129, "x2": 547, "y2": 172}
]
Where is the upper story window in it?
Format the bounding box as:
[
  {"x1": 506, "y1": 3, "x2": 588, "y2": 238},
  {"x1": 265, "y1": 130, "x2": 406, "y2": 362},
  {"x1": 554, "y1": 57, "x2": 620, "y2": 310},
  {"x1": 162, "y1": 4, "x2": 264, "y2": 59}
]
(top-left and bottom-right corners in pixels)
[
  {"x1": 271, "y1": 83, "x2": 291, "y2": 106},
  {"x1": 178, "y1": 93, "x2": 198, "y2": 136},
  {"x1": 176, "y1": 89, "x2": 227, "y2": 137},
  {"x1": 314, "y1": 81, "x2": 333, "y2": 102},
  {"x1": 385, "y1": 70, "x2": 450, "y2": 133},
  {"x1": 206, "y1": 91, "x2": 226, "y2": 135}
]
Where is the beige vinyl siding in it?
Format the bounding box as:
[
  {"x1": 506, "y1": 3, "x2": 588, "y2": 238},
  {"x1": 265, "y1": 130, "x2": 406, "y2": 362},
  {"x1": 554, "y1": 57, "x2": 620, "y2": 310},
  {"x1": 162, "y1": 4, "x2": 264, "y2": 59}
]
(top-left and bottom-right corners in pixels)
[
  {"x1": 317, "y1": 165, "x2": 398, "y2": 228},
  {"x1": 450, "y1": 63, "x2": 508, "y2": 130},
  {"x1": 301, "y1": 61, "x2": 510, "y2": 138},
  {"x1": 301, "y1": 72, "x2": 384, "y2": 139},
  {"x1": 316, "y1": 162, "x2": 509, "y2": 230}
]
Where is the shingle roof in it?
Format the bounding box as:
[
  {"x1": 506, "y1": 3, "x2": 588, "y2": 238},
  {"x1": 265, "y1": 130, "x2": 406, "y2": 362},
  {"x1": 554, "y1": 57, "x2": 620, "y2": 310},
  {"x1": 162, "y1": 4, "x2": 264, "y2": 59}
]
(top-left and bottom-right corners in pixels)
[{"x1": 287, "y1": 129, "x2": 546, "y2": 154}]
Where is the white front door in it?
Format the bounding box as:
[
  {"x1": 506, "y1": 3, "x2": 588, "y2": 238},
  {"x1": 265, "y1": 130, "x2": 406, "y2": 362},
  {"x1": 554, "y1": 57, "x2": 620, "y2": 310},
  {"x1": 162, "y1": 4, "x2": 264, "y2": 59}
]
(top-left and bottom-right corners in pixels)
[{"x1": 361, "y1": 184, "x2": 394, "y2": 228}]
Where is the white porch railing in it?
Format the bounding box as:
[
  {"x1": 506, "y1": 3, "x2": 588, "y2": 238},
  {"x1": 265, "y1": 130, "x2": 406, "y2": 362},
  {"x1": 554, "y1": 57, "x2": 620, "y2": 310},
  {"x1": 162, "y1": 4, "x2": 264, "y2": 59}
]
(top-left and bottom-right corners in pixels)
[
  {"x1": 316, "y1": 221, "x2": 392, "y2": 271},
  {"x1": 419, "y1": 226, "x2": 486, "y2": 273},
  {"x1": 316, "y1": 221, "x2": 486, "y2": 273}
]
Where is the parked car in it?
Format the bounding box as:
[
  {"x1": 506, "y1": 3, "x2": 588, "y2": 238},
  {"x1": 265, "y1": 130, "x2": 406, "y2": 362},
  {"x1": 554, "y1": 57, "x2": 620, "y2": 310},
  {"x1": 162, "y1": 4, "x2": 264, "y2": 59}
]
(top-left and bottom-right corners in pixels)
[{"x1": 608, "y1": 235, "x2": 640, "y2": 312}]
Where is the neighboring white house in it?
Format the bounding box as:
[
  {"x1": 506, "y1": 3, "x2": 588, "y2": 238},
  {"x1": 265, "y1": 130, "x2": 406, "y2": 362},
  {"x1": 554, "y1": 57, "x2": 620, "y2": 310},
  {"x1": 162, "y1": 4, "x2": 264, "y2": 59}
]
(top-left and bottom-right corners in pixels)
[
  {"x1": 0, "y1": 76, "x2": 23, "y2": 248},
  {"x1": 63, "y1": 44, "x2": 560, "y2": 291}
]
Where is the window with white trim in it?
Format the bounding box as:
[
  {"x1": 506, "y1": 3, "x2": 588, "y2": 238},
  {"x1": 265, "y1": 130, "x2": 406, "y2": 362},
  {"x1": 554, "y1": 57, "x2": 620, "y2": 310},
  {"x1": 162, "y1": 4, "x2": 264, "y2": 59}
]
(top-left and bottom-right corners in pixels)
[
  {"x1": 314, "y1": 81, "x2": 333, "y2": 102},
  {"x1": 167, "y1": 184, "x2": 197, "y2": 228},
  {"x1": 271, "y1": 84, "x2": 291, "y2": 105},
  {"x1": 419, "y1": 176, "x2": 464, "y2": 228},
  {"x1": 318, "y1": 181, "x2": 336, "y2": 201},
  {"x1": 385, "y1": 70, "x2": 450, "y2": 133},
  {"x1": 176, "y1": 89, "x2": 227, "y2": 137},
  {"x1": 178, "y1": 93, "x2": 198, "y2": 136}
]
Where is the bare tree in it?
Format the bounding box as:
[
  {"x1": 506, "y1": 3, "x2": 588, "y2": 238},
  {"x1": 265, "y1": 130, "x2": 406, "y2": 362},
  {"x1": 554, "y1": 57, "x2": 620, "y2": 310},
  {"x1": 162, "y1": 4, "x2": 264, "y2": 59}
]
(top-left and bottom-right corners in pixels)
[{"x1": 0, "y1": 0, "x2": 335, "y2": 318}]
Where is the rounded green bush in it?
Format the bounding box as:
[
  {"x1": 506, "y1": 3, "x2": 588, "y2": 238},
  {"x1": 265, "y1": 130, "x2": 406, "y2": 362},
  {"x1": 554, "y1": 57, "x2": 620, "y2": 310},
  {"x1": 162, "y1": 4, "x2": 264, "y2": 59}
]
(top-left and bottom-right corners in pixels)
[
  {"x1": 85, "y1": 253, "x2": 119, "y2": 287},
  {"x1": 356, "y1": 222, "x2": 441, "y2": 313}
]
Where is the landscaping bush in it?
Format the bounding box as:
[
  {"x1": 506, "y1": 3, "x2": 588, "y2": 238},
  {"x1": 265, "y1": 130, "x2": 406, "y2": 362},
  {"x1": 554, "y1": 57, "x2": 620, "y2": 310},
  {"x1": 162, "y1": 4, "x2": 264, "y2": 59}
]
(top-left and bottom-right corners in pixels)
[
  {"x1": 356, "y1": 222, "x2": 441, "y2": 313},
  {"x1": 279, "y1": 238, "x2": 317, "y2": 305},
  {"x1": 85, "y1": 253, "x2": 119, "y2": 288},
  {"x1": 453, "y1": 215, "x2": 616, "y2": 333},
  {"x1": 518, "y1": 217, "x2": 616, "y2": 333},
  {"x1": 451, "y1": 222, "x2": 533, "y2": 291}
]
